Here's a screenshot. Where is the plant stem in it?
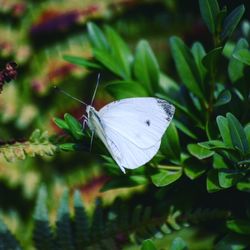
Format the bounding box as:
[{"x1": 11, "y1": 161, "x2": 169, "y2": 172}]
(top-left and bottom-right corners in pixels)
[{"x1": 157, "y1": 165, "x2": 182, "y2": 171}]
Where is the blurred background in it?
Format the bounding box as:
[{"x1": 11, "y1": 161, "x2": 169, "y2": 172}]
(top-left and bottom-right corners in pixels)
[{"x1": 0, "y1": 0, "x2": 249, "y2": 249}]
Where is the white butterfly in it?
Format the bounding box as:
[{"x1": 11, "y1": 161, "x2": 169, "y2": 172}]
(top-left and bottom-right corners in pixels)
[
  {"x1": 55, "y1": 76, "x2": 175, "y2": 173},
  {"x1": 86, "y1": 97, "x2": 175, "y2": 173}
]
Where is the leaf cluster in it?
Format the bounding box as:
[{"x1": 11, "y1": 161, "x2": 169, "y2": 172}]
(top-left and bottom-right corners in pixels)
[{"x1": 56, "y1": 0, "x2": 250, "y2": 194}]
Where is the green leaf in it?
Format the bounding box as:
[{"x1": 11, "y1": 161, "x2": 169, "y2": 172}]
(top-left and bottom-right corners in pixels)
[
  {"x1": 227, "y1": 219, "x2": 250, "y2": 235},
  {"x1": 64, "y1": 113, "x2": 84, "y2": 140},
  {"x1": 151, "y1": 168, "x2": 182, "y2": 187},
  {"x1": 227, "y1": 113, "x2": 249, "y2": 154},
  {"x1": 105, "y1": 26, "x2": 133, "y2": 79},
  {"x1": 133, "y1": 40, "x2": 160, "y2": 94},
  {"x1": 94, "y1": 49, "x2": 123, "y2": 77},
  {"x1": 161, "y1": 123, "x2": 181, "y2": 161},
  {"x1": 198, "y1": 140, "x2": 228, "y2": 150},
  {"x1": 223, "y1": 40, "x2": 235, "y2": 58},
  {"x1": 63, "y1": 55, "x2": 101, "y2": 69},
  {"x1": 199, "y1": 0, "x2": 220, "y2": 34},
  {"x1": 141, "y1": 239, "x2": 157, "y2": 250},
  {"x1": 213, "y1": 153, "x2": 228, "y2": 169},
  {"x1": 158, "y1": 73, "x2": 179, "y2": 93},
  {"x1": 236, "y1": 180, "x2": 250, "y2": 191},
  {"x1": 228, "y1": 38, "x2": 249, "y2": 82},
  {"x1": 216, "y1": 7, "x2": 228, "y2": 34},
  {"x1": 242, "y1": 20, "x2": 250, "y2": 38},
  {"x1": 105, "y1": 80, "x2": 148, "y2": 99},
  {"x1": 174, "y1": 120, "x2": 198, "y2": 139},
  {"x1": 53, "y1": 117, "x2": 69, "y2": 131},
  {"x1": 218, "y1": 170, "x2": 241, "y2": 188},
  {"x1": 169, "y1": 36, "x2": 203, "y2": 98},
  {"x1": 183, "y1": 157, "x2": 207, "y2": 180},
  {"x1": 221, "y1": 5, "x2": 245, "y2": 40},
  {"x1": 233, "y1": 48, "x2": 250, "y2": 66},
  {"x1": 59, "y1": 143, "x2": 78, "y2": 151},
  {"x1": 202, "y1": 47, "x2": 223, "y2": 75},
  {"x1": 244, "y1": 123, "x2": 250, "y2": 146},
  {"x1": 207, "y1": 169, "x2": 222, "y2": 193},
  {"x1": 187, "y1": 144, "x2": 214, "y2": 160},
  {"x1": 191, "y1": 42, "x2": 207, "y2": 83},
  {"x1": 87, "y1": 22, "x2": 109, "y2": 51},
  {"x1": 170, "y1": 237, "x2": 188, "y2": 250},
  {"x1": 216, "y1": 115, "x2": 232, "y2": 147},
  {"x1": 214, "y1": 89, "x2": 231, "y2": 107}
]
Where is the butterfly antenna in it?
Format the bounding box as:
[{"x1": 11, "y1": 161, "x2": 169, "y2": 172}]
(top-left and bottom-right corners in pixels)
[
  {"x1": 54, "y1": 86, "x2": 87, "y2": 106},
  {"x1": 90, "y1": 73, "x2": 100, "y2": 106}
]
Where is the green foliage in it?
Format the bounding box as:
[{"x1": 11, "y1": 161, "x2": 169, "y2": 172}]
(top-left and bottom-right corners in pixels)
[
  {"x1": 151, "y1": 167, "x2": 182, "y2": 187},
  {"x1": 233, "y1": 48, "x2": 250, "y2": 66},
  {"x1": 0, "y1": 0, "x2": 250, "y2": 249},
  {"x1": 170, "y1": 237, "x2": 188, "y2": 250},
  {"x1": 141, "y1": 239, "x2": 157, "y2": 250},
  {"x1": 51, "y1": 2, "x2": 249, "y2": 247},
  {"x1": 0, "y1": 187, "x2": 230, "y2": 249},
  {"x1": 197, "y1": 113, "x2": 250, "y2": 192},
  {"x1": 227, "y1": 219, "x2": 250, "y2": 235},
  {"x1": 169, "y1": 36, "x2": 204, "y2": 99},
  {"x1": 133, "y1": 40, "x2": 160, "y2": 94},
  {"x1": 199, "y1": 0, "x2": 245, "y2": 44},
  {"x1": 221, "y1": 5, "x2": 245, "y2": 41},
  {"x1": 54, "y1": 0, "x2": 249, "y2": 195}
]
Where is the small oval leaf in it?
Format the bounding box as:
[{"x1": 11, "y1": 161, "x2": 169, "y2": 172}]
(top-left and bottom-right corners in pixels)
[{"x1": 151, "y1": 168, "x2": 182, "y2": 187}]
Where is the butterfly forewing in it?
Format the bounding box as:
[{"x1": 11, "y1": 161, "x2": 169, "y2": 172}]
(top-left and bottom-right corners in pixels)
[{"x1": 99, "y1": 98, "x2": 175, "y2": 149}]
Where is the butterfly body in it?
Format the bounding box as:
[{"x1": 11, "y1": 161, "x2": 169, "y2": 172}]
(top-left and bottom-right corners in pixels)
[
  {"x1": 86, "y1": 98, "x2": 175, "y2": 173},
  {"x1": 86, "y1": 105, "x2": 110, "y2": 150}
]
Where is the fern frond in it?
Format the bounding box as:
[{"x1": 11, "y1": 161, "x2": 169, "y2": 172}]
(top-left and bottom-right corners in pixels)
[
  {"x1": 91, "y1": 198, "x2": 104, "y2": 239},
  {"x1": 73, "y1": 190, "x2": 89, "y2": 249},
  {"x1": 183, "y1": 208, "x2": 230, "y2": 224},
  {"x1": 0, "y1": 129, "x2": 58, "y2": 162},
  {"x1": 55, "y1": 189, "x2": 74, "y2": 250},
  {"x1": 33, "y1": 186, "x2": 55, "y2": 250},
  {"x1": 0, "y1": 218, "x2": 23, "y2": 250},
  {"x1": 32, "y1": 189, "x2": 231, "y2": 249}
]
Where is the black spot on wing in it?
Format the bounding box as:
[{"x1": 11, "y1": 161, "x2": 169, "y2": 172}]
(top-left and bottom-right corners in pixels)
[
  {"x1": 146, "y1": 120, "x2": 150, "y2": 126},
  {"x1": 156, "y1": 99, "x2": 175, "y2": 121}
]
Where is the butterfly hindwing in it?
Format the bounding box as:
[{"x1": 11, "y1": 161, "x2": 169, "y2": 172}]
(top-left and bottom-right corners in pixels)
[{"x1": 104, "y1": 126, "x2": 161, "y2": 173}]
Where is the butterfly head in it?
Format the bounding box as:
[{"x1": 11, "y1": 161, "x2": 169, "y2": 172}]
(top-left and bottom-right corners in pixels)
[
  {"x1": 86, "y1": 105, "x2": 95, "y2": 116},
  {"x1": 86, "y1": 105, "x2": 98, "y2": 121}
]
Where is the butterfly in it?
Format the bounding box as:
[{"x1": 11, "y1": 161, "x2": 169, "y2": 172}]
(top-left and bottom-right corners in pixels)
[
  {"x1": 55, "y1": 75, "x2": 175, "y2": 173},
  {"x1": 86, "y1": 97, "x2": 175, "y2": 173}
]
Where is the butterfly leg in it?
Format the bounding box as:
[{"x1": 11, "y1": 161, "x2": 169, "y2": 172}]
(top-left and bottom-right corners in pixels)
[
  {"x1": 80, "y1": 115, "x2": 88, "y2": 129},
  {"x1": 90, "y1": 131, "x2": 94, "y2": 152}
]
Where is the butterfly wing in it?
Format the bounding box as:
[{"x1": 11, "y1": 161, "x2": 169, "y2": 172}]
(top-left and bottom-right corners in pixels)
[
  {"x1": 104, "y1": 126, "x2": 161, "y2": 173},
  {"x1": 99, "y1": 97, "x2": 175, "y2": 149}
]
